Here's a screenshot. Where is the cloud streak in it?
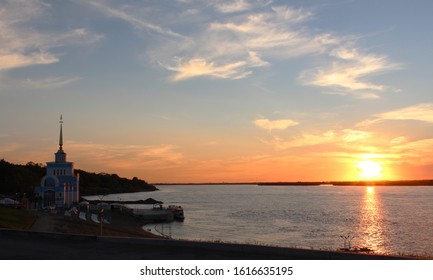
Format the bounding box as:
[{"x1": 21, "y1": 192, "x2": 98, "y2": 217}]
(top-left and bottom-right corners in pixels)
[
  {"x1": 159, "y1": 4, "x2": 338, "y2": 81},
  {"x1": 264, "y1": 130, "x2": 336, "y2": 150},
  {"x1": 0, "y1": 52, "x2": 58, "y2": 71},
  {"x1": 300, "y1": 47, "x2": 401, "y2": 95},
  {"x1": 359, "y1": 103, "x2": 433, "y2": 126},
  {"x1": 258, "y1": 127, "x2": 375, "y2": 151},
  {"x1": 0, "y1": 0, "x2": 102, "y2": 87},
  {"x1": 85, "y1": 0, "x2": 186, "y2": 39},
  {"x1": 78, "y1": 0, "x2": 399, "y2": 93},
  {"x1": 23, "y1": 77, "x2": 82, "y2": 89},
  {"x1": 68, "y1": 142, "x2": 185, "y2": 171},
  {"x1": 390, "y1": 138, "x2": 433, "y2": 165},
  {"x1": 161, "y1": 58, "x2": 249, "y2": 81},
  {"x1": 0, "y1": 142, "x2": 21, "y2": 154},
  {"x1": 375, "y1": 103, "x2": 433, "y2": 123},
  {"x1": 254, "y1": 118, "x2": 299, "y2": 131},
  {"x1": 212, "y1": 0, "x2": 251, "y2": 13}
]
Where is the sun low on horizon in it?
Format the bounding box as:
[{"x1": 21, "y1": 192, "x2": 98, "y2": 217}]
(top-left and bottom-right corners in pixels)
[{"x1": 357, "y1": 160, "x2": 383, "y2": 180}]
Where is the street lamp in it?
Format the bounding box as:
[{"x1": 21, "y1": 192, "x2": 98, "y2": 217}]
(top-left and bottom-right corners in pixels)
[
  {"x1": 97, "y1": 193, "x2": 105, "y2": 236},
  {"x1": 99, "y1": 208, "x2": 104, "y2": 236}
]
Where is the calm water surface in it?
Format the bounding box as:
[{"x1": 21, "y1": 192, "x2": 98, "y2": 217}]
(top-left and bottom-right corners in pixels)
[{"x1": 88, "y1": 184, "x2": 433, "y2": 256}]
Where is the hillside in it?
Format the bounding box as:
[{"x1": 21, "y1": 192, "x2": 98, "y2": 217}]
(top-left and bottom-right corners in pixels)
[{"x1": 0, "y1": 159, "x2": 157, "y2": 197}]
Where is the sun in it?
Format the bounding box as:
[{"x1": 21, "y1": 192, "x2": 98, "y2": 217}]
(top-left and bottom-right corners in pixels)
[{"x1": 357, "y1": 160, "x2": 383, "y2": 179}]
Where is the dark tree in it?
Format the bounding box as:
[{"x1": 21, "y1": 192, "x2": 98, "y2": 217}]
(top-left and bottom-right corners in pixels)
[{"x1": 0, "y1": 159, "x2": 157, "y2": 196}]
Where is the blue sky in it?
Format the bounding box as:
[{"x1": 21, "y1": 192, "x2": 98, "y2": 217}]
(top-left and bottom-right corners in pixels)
[{"x1": 1, "y1": 0, "x2": 433, "y2": 183}]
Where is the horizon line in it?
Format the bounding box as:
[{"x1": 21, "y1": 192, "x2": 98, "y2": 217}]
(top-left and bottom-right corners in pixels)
[{"x1": 152, "y1": 179, "x2": 433, "y2": 186}]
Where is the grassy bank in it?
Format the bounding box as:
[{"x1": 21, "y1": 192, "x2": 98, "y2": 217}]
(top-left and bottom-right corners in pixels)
[
  {"x1": 53, "y1": 213, "x2": 162, "y2": 238},
  {"x1": 0, "y1": 207, "x2": 36, "y2": 230},
  {"x1": 28, "y1": 209, "x2": 163, "y2": 239}
]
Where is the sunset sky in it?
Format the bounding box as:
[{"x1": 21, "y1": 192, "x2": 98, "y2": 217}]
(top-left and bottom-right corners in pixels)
[{"x1": 1, "y1": 0, "x2": 433, "y2": 183}]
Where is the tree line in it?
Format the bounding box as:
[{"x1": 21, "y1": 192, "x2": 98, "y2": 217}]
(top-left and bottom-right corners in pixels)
[{"x1": 0, "y1": 159, "x2": 157, "y2": 197}]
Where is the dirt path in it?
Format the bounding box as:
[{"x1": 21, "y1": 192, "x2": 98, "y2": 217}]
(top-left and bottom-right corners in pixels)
[{"x1": 31, "y1": 212, "x2": 55, "y2": 232}]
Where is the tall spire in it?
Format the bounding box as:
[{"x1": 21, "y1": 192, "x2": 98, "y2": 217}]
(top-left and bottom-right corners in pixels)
[
  {"x1": 55, "y1": 115, "x2": 66, "y2": 163},
  {"x1": 59, "y1": 115, "x2": 63, "y2": 150}
]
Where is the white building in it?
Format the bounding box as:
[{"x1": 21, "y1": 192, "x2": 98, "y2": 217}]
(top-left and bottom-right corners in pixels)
[{"x1": 35, "y1": 116, "x2": 79, "y2": 208}]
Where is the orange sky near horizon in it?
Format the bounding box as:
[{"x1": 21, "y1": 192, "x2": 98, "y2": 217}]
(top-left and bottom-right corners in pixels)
[{"x1": 4, "y1": 128, "x2": 428, "y2": 184}]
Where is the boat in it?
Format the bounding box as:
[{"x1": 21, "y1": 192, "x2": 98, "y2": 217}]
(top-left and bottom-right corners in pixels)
[
  {"x1": 152, "y1": 203, "x2": 185, "y2": 221},
  {"x1": 167, "y1": 205, "x2": 185, "y2": 220}
]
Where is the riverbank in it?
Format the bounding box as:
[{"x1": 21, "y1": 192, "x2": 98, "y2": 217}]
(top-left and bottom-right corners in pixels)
[
  {"x1": 30, "y1": 210, "x2": 162, "y2": 238},
  {"x1": 0, "y1": 229, "x2": 414, "y2": 260},
  {"x1": 0, "y1": 207, "x2": 36, "y2": 230},
  {"x1": 0, "y1": 208, "x2": 427, "y2": 260}
]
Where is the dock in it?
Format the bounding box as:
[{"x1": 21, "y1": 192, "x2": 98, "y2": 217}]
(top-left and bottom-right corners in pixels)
[{"x1": 81, "y1": 198, "x2": 178, "y2": 222}]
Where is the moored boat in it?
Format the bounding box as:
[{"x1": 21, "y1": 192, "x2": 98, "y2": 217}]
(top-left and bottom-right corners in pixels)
[{"x1": 167, "y1": 205, "x2": 185, "y2": 220}]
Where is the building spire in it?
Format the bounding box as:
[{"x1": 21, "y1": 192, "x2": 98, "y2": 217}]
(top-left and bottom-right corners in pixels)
[
  {"x1": 59, "y1": 114, "x2": 63, "y2": 151},
  {"x1": 55, "y1": 115, "x2": 67, "y2": 163}
]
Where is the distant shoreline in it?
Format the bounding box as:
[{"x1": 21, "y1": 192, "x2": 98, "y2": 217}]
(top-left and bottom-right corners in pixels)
[
  {"x1": 154, "y1": 179, "x2": 433, "y2": 186},
  {"x1": 259, "y1": 179, "x2": 433, "y2": 186}
]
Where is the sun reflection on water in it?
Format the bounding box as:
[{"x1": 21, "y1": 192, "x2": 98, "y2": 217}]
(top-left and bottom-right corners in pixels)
[{"x1": 358, "y1": 186, "x2": 387, "y2": 254}]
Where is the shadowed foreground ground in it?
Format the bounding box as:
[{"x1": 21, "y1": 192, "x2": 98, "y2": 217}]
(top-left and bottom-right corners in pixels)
[{"x1": 0, "y1": 229, "x2": 409, "y2": 260}]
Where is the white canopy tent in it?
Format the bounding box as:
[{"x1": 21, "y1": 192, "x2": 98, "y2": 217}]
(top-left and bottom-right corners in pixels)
[{"x1": 0, "y1": 198, "x2": 20, "y2": 206}]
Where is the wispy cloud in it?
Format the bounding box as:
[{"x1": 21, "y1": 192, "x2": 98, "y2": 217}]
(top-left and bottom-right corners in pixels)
[
  {"x1": 3, "y1": 140, "x2": 186, "y2": 182},
  {"x1": 359, "y1": 103, "x2": 433, "y2": 126},
  {"x1": 23, "y1": 76, "x2": 81, "y2": 89},
  {"x1": 0, "y1": 142, "x2": 21, "y2": 154},
  {"x1": 0, "y1": 52, "x2": 58, "y2": 71},
  {"x1": 254, "y1": 118, "x2": 299, "y2": 132},
  {"x1": 206, "y1": 11, "x2": 336, "y2": 56},
  {"x1": 159, "y1": 4, "x2": 338, "y2": 81},
  {"x1": 258, "y1": 128, "x2": 374, "y2": 151},
  {"x1": 80, "y1": 0, "x2": 397, "y2": 91},
  {"x1": 263, "y1": 130, "x2": 336, "y2": 150},
  {"x1": 271, "y1": 6, "x2": 313, "y2": 22},
  {"x1": 300, "y1": 47, "x2": 401, "y2": 95},
  {"x1": 161, "y1": 58, "x2": 249, "y2": 81},
  {"x1": 390, "y1": 138, "x2": 433, "y2": 165},
  {"x1": 212, "y1": 0, "x2": 251, "y2": 13},
  {"x1": 375, "y1": 103, "x2": 433, "y2": 123},
  {"x1": 0, "y1": 0, "x2": 102, "y2": 84},
  {"x1": 341, "y1": 129, "x2": 372, "y2": 142},
  {"x1": 150, "y1": 2, "x2": 401, "y2": 95},
  {"x1": 0, "y1": 0, "x2": 55, "y2": 71},
  {"x1": 68, "y1": 142, "x2": 184, "y2": 171}
]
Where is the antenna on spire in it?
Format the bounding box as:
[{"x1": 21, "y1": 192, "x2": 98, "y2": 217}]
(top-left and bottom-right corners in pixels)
[{"x1": 59, "y1": 114, "x2": 63, "y2": 150}]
